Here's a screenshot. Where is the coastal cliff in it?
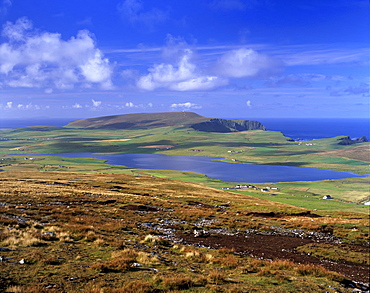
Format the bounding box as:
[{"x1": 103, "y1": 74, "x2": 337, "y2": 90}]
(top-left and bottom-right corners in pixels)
[
  {"x1": 337, "y1": 136, "x2": 368, "y2": 145},
  {"x1": 190, "y1": 118, "x2": 266, "y2": 132}
]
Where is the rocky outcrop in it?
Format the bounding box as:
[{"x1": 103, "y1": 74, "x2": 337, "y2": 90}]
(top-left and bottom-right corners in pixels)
[
  {"x1": 190, "y1": 118, "x2": 266, "y2": 133},
  {"x1": 337, "y1": 136, "x2": 368, "y2": 145},
  {"x1": 354, "y1": 136, "x2": 369, "y2": 143}
]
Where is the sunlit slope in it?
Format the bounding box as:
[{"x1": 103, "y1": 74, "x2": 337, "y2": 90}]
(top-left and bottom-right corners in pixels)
[
  {"x1": 65, "y1": 111, "x2": 266, "y2": 132},
  {"x1": 66, "y1": 111, "x2": 208, "y2": 129}
]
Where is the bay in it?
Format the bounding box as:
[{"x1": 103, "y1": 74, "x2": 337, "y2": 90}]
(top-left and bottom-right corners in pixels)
[{"x1": 15, "y1": 152, "x2": 364, "y2": 183}]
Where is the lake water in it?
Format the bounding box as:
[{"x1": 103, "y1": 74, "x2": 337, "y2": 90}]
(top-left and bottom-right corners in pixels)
[{"x1": 16, "y1": 152, "x2": 363, "y2": 183}]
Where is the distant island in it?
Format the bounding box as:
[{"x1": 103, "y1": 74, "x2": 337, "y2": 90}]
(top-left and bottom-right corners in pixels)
[{"x1": 66, "y1": 112, "x2": 266, "y2": 133}]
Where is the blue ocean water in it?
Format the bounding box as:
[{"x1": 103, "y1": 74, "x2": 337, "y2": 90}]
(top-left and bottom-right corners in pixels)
[
  {"x1": 0, "y1": 118, "x2": 75, "y2": 129},
  {"x1": 253, "y1": 118, "x2": 370, "y2": 141},
  {"x1": 0, "y1": 117, "x2": 369, "y2": 141}
]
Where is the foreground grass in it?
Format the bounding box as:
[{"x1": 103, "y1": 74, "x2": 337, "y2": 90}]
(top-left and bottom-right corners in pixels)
[{"x1": 0, "y1": 171, "x2": 369, "y2": 292}]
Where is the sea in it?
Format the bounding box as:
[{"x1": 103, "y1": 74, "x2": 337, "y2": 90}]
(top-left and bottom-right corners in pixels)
[
  {"x1": 0, "y1": 117, "x2": 369, "y2": 141},
  {"x1": 255, "y1": 118, "x2": 370, "y2": 141},
  {"x1": 0, "y1": 118, "x2": 75, "y2": 129}
]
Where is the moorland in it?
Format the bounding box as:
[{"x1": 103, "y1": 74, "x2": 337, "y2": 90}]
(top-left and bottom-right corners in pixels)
[{"x1": 0, "y1": 112, "x2": 369, "y2": 292}]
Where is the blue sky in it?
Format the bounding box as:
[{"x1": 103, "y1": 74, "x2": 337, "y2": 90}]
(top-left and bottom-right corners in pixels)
[{"x1": 0, "y1": 0, "x2": 369, "y2": 119}]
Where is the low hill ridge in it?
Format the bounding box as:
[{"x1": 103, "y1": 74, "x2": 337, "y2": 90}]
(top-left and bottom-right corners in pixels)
[
  {"x1": 66, "y1": 112, "x2": 207, "y2": 129},
  {"x1": 66, "y1": 112, "x2": 266, "y2": 132}
]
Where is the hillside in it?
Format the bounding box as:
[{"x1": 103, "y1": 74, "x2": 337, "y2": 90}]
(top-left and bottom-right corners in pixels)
[
  {"x1": 66, "y1": 112, "x2": 266, "y2": 132},
  {"x1": 66, "y1": 112, "x2": 208, "y2": 129},
  {"x1": 0, "y1": 171, "x2": 369, "y2": 292}
]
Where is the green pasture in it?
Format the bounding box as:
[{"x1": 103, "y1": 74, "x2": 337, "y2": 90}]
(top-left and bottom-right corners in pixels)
[{"x1": 1, "y1": 125, "x2": 369, "y2": 213}]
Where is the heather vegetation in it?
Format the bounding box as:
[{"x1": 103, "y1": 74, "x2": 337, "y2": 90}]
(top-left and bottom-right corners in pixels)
[
  {"x1": 0, "y1": 171, "x2": 368, "y2": 292},
  {"x1": 0, "y1": 113, "x2": 369, "y2": 292}
]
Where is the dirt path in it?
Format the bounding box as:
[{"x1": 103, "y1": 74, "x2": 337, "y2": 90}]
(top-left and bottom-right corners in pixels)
[{"x1": 178, "y1": 232, "x2": 370, "y2": 283}]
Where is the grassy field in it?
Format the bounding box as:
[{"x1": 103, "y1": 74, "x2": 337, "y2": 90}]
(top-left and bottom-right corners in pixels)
[{"x1": 1, "y1": 124, "x2": 369, "y2": 208}]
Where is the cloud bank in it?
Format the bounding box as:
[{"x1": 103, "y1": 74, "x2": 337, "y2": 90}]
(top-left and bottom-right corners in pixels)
[
  {"x1": 137, "y1": 43, "x2": 281, "y2": 91},
  {"x1": 170, "y1": 102, "x2": 202, "y2": 110},
  {"x1": 214, "y1": 48, "x2": 282, "y2": 78},
  {"x1": 137, "y1": 48, "x2": 227, "y2": 91},
  {"x1": 0, "y1": 18, "x2": 113, "y2": 90}
]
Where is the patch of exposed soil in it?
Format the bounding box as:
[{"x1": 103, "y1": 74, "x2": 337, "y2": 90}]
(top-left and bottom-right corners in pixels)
[
  {"x1": 178, "y1": 232, "x2": 370, "y2": 283},
  {"x1": 120, "y1": 204, "x2": 162, "y2": 212},
  {"x1": 245, "y1": 210, "x2": 321, "y2": 218}
]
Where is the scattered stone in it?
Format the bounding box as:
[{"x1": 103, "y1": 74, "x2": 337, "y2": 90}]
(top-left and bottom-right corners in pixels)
[
  {"x1": 42, "y1": 232, "x2": 57, "y2": 237},
  {"x1": 193, "y1": 229, "x2": 209, "y2": 238},
  {"x1": 149, "y1": 268, "x2": 159, "y2": 272}
]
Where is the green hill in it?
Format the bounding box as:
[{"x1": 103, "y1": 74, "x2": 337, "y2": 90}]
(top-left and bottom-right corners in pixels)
[
  {"x1": 66, "y1": 112, "x2": 208, "y2": 129},
  {"x1": 66, "y1": 112, "x2": 266, "y2": 132}
]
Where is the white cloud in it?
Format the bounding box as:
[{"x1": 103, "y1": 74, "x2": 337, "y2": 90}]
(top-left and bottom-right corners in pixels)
[
  {"x1": 80, "y1": 50, "x2": 113, "y2": 87},
  {"x1": 170, "y1": 102, "x2": 202, "y2": 110},
  {"x1": 91, "y1": 99, "x2": 102, "y2": 107},
  {"x1": 137, "y1": 48, "x2": 227, "y2": 91},
  {"x1": 214, "y1": 48, "x2": 282, "y2": 78},
  {"x1": 0, "y1": 102, "x2": 46, "y2": 111},
  {"x1": 72, "y1": 103, "x2": 83, "y2": 109},
  {"x1": 125, "y1": 102, "x2": 135, "y2": 107},
  {"x1": 0, "y1": 18, "x2": 113, "y2": 90},
  {"x1": 246, "y1": 100, "x2": 252, "y2": 108},
  {"x1": 170, "y1": 76, "x2": 227, "y2": 91}
]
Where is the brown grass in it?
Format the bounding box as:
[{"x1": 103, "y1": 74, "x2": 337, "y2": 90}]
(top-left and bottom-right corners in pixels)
[
  {"x1": 208, "y1": 269, "x2": 227, "y2": 284},
  {"x1": 0, "y1": 170, "x2": 367, "y2": 291},
  {"x1": 317, "y1": 145, "x2": 370, "y2": 162},
  {"x1": 161, "y1": 275, "x2": 194, "y2": 290}
]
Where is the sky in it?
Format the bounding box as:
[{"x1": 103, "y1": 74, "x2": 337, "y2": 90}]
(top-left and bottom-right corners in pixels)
[{"x1": 0, "y1": 0, "x2": 369, "y2": 120}]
